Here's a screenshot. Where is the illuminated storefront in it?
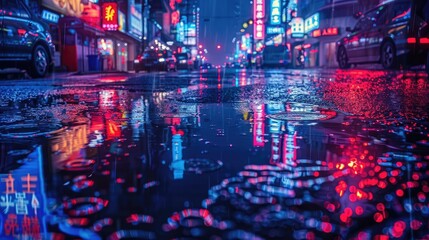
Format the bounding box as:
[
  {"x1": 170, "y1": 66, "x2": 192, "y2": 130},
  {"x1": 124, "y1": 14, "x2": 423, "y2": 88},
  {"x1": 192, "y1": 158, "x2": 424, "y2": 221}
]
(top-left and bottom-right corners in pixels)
[
  {"x1": 99, "y1": 1, "x2": 142, "y2": 71},
  {"x1": 41, "y1": 0, "x2": 104, "y2": 72}
]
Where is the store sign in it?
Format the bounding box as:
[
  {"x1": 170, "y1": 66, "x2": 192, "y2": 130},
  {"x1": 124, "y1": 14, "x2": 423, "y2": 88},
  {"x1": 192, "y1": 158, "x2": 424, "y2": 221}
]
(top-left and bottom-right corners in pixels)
[
  {"x1": 254, "y1": 0, "x2": 265, "y2": 40},
  {"x1": 304, "y1": 13, "x2": 319, "y2": 33},
  {"x1": 270, "y1": 0, "x2": 281, "y2": 25},
  {"x1": 41, "y1": 9, "x2": 59, "y2": 23},
  {"x1": 0, "y1": 147, "x2": 46, "y2": 239},
  {"x1": 128, "y1": 1, "x2": 143, "y2": 38},
  {"x1": 42, "y1": 0, "x2": 84, "y2": 17},
  {"x1": 102, "y1": 2, "x2": 118, "y2": 31},
  {"x1": 267, "y1": 26, "x2": 284, "y2": 34},
  {"x1": 312, "y1": 27, "x2": 339, "y2": 37},
  {"x1": 290, "y1": 17, "x2": 304, "y2": 38},
  {"x1": 118, "y1": 11, "x2": 126, "y2": 33}
]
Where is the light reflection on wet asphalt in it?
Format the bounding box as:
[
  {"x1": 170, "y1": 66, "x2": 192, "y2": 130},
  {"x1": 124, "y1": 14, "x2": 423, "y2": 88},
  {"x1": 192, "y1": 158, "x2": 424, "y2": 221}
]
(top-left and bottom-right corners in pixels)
[{"x1": 0, "y1": 69, "x2": 428, "y2": 239}]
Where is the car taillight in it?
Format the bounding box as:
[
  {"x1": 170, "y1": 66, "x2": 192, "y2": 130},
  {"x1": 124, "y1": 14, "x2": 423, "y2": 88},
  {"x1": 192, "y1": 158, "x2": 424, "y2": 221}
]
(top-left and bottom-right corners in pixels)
[
  {"x1": 407, "y1": 37, "x2": 417, "y2": 44},
  {"x1": 420, "y1": 38, "x2": 429, "y2": 44}
]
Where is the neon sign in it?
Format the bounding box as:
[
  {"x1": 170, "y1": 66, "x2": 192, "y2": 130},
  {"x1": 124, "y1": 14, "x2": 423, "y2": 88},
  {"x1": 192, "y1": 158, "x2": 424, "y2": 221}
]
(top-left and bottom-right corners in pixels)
[
  {"x1": 102, "y1": 2, "x2": 118, "y2": 31},
  {"x1": 270, "y1": 0, "x2": 281, "y2": 25},
  {"x1": 267, "y1": 26, "x2": 284, "y2": 34},
  {"x1": 0, "y1": 146, "x2": 47, "y2": 239},
  {"x1": 312, "y1": 27, "x2": 339, "y2": 37},
  {"x1": 290, "y1": 17, "x2": 304, "y2": 38},
  {"x1": 253, "y1": 104, "x2": 266, "y2": 147},
  {"x1": 254, "y1": 0, "x2": 265, "y2": 40},
  {"x1": 304, "y1": 13, "x2": 319, "y2": 33}
]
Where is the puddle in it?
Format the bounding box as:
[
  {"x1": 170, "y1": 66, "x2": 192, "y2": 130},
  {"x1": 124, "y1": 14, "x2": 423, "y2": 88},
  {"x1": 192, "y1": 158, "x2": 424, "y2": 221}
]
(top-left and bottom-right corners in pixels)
[{"x1": 0, "y1": 70, "x2": 428, "y2": 239}]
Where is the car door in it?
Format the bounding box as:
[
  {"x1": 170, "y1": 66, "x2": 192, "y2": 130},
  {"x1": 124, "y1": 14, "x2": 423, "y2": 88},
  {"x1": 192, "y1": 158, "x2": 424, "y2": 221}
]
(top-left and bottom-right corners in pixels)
[
  {"x1": 345, "y1": 17, "x2": 369, "y2": 63},
  {"x1": 2, "y1": 0, "x2": 33, "y2": 59},
  {"x1": 365, "y1": 5, "x2": 388, "y2": 62}
]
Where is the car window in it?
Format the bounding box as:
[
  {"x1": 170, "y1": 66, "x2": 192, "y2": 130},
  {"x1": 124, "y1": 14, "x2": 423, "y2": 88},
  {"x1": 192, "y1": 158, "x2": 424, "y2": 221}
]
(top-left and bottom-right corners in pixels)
[
  {"x1": 390, "y1": 2, "x2": 411, "y2": 23},
  {"x1": 353, "y1": 17, "x2": 367, "y2": 32},
  {"x1": 2, "y1": 0, "x2": 30, "y2": 18},
  {"x1": 365, "y1": 5, "x2": 387, "y2": 27}
]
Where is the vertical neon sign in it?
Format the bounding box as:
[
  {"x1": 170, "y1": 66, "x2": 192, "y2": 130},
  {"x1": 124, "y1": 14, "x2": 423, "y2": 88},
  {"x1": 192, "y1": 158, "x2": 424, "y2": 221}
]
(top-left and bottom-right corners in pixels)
[
  {"x1": 270, "y1": 0, "x2": 281, "y2": 25},
  {"x1": 254, "y1": 0, "x2": 265, "y2": 40}
]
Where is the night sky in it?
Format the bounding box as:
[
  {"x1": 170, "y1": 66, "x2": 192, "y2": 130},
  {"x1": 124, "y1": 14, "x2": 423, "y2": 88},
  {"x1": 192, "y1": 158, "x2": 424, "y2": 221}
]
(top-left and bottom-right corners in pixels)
[{"x1": 199, "y1": 0, "x2": 252, "y2": 65}]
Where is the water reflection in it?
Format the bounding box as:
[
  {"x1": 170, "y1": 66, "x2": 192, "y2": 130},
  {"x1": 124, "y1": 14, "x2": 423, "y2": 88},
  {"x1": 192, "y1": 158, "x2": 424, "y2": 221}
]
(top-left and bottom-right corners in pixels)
[{"x1": 0, "y1": 70, "x2": 428, "y2": 239}]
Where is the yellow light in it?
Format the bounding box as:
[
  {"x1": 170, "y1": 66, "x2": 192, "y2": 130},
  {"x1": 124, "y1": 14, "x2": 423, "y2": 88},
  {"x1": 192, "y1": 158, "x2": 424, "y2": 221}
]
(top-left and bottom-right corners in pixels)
[
  {"x1": 243, "y1": 23, "x2": 248, "y2": 28},
  {"x1": 248, "y1": 19, "x2": 253, "y2": 25}
]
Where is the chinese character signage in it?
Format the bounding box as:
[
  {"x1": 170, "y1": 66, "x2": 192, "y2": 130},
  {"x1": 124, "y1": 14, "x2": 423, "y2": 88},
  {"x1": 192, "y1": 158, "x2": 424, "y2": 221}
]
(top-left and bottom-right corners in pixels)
[
  {"x1": 304, "y1": 13, "x2": 319, "y2": 33},
  {"x1": 102, "y1": 2, "x2": 118, "y2": 31},
  {"x1": 312, "y1": 27, "x2": 339, "y2": 37},
  {"x1": 254, "y1": 0, "x2": 265, "y2": 40},
  {"x1": 0, "y1": 146, "x2": 46, "y2": 239},
  {"x1": 290, "y1": 17, "x2": 304, "y2": 38},
  {"x1": 270, "y1": 0, "x2": 281, "y2": 25},
  {"x1": 267, "y1": 26, "x2": 284, "y2": 34},
  {"x1": 41, "y1": 9, "x2": 60, "y2": 23}
]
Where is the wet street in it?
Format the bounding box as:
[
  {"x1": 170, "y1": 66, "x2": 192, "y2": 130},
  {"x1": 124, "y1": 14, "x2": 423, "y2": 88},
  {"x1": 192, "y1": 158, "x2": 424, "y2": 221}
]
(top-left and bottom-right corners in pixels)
[{"x1": 0, "y1": 68, "x2": 428, "y2": 239}]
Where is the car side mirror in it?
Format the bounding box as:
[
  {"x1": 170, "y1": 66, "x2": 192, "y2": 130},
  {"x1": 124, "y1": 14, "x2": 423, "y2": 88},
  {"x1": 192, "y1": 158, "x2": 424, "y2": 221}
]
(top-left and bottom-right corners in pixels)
[{"x1": 346, "y1": 27, "x2": 353, "y2": 32}]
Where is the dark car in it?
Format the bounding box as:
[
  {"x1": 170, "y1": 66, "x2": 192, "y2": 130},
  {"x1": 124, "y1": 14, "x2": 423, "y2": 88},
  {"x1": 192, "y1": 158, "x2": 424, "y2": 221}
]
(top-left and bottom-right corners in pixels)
[
  {"x1": 175, "y1": 52, "x2": 193, "y2": 70},
  {"x1": 336, "y1": 0, "x2": 429, "y2": 72},
  {"x1": 262, "y1": 45, "x2": 291, "y2": 68},
  {"x1": 134, "y1": 49, "x2": 176, "y2": 72},
  {"x1": 199, "y1": 63, "x2": 213, "y2": 70},
  {"x1": 0, "y1": 0, "x2": 55, "y2": 78}
]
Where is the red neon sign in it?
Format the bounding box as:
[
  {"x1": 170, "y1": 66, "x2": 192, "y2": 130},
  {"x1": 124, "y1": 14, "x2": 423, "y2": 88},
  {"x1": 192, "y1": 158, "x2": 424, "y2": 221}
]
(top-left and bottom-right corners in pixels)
[
  {"x1": 171, "y1": 10, "x2": 180, "y2": 25},
  {"x1": 102, "y1": 2, "x2": 118, "y2": 31},
  {"x1": 254, "y1": 0, "x2": 265, "y2": 40},
  {"x1": 313, "y1": 27, "x2": 339, "y2": 37}
]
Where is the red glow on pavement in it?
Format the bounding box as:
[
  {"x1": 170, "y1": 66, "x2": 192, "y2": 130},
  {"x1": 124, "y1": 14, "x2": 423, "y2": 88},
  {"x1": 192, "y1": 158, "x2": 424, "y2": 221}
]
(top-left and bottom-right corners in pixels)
[
  {"x1": 376, "y1": 203, "x2": 385, "y2": 211},
  {"x1": 374, "y1": 235, "x2": 389, "y2": 240},
  {"x1": 396, "y1": 189, "x2": 404, "y2": 197},
  {"x1": 417, "y1": 192, "x2": 426, "y2": 202},
  {"x1": 355, "y1": 206, "x2": 364, "y2": 215},
  {"x1": 373, "y1": 212, "x2": 384, "y2": 223},
  {"x1": 410, "y1": 220, "x2": 422, "y2": 230},
  {"x1": 344, "y1": 207, "x2": 353, "y2": 217},
  {"x1": 321, "y1": 222, "x2": 332, "y2": 233}
]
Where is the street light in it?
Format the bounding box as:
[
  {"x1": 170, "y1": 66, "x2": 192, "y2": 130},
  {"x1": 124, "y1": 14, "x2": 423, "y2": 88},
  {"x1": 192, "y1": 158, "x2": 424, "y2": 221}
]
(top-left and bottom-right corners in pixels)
[{"x1": 217, "y1": 45, "x2": 221, "y2": 49}]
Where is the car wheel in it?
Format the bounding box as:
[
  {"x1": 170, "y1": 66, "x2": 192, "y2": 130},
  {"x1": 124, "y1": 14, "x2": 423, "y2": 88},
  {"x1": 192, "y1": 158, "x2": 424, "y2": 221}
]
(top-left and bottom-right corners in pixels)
[
  {"x1": 380, "y1": 41, "x2": 397, "y2": 69},
  {"x1": 337, "y1": 46, "x2": 350, "y2": 69},
  {"x1": 29, "y1": 45, "x2": 49, "y2": 78}
]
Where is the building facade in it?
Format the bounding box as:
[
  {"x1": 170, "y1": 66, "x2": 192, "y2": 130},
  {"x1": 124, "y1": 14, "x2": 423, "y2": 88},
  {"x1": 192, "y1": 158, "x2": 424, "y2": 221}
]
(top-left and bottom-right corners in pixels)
[{"x1": 25, "y1": 0, "x2": 144, "y2": 72}]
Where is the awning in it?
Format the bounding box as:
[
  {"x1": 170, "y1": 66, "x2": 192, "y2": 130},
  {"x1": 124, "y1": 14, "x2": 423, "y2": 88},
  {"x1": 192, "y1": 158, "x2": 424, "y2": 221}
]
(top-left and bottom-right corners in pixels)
[{"x1": 59, "y1": 16, "x2": 105, "y2": 37}]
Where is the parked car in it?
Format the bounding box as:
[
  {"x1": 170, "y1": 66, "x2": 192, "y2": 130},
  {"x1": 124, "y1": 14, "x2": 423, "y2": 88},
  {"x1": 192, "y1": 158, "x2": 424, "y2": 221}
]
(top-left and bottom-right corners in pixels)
[
  {"x1": 175, "y1": 52, "x2": 193, "y2": 70},
  {"x1": 134, "y1": 49, "x2": 176, "y2": 72},
  {"x1": 336, "y1": 0, "x2": 429, "y2": 72},
  {"x1": 0, "y1": 0, "x2": 55, "y2": 78}
]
